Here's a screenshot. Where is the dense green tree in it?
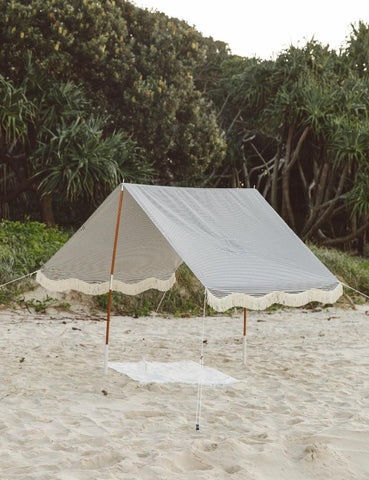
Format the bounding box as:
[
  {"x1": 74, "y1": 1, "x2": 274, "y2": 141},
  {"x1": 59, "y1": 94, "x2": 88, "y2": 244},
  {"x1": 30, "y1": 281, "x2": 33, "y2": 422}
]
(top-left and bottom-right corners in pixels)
[
  {"x1": 343, "y1": 21, "x2": 369, "y2": 76},
  {"x1": 0, "y1": 0, "x2": 225, "y2": 186}
]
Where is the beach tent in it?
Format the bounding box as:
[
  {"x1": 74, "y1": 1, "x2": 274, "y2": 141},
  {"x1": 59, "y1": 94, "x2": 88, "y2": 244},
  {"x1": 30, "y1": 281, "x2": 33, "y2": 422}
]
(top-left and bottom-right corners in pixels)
[{"x1": 36, "y1": 183, "x2": 342, "y2": 370}]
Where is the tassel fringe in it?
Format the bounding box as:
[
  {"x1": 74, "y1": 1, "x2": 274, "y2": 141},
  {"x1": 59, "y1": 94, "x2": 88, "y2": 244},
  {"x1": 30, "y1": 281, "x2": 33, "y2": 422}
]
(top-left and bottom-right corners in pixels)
[
  {"x1": 206, "y1": 283, "x2": 343, "y2": 312},
  {"x1": 36, "y1": 270, "x2": 176, "y2": 296},
  {"x1": 36, "y1": 271, "x2": 343, "y2": 311}
]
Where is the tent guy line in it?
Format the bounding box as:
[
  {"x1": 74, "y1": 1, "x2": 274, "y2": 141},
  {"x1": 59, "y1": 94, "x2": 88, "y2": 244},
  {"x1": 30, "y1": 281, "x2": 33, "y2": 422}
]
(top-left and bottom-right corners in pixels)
[
  {"x1": 341, "y1": 282, "x2": 369, "y2": 301},
  {"x1": 0, "y1": 270, "x2": 40, "y2": 289}
]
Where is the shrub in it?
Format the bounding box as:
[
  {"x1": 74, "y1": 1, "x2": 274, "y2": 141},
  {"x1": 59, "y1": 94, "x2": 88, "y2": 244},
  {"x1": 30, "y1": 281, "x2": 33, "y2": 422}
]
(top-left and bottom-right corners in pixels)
[
  {"x1": 0, "y1": 219, "x2": 70, "y2": 302},
  {"x1": 310, "y1": 244, "x2": 369, "y2": 298}
]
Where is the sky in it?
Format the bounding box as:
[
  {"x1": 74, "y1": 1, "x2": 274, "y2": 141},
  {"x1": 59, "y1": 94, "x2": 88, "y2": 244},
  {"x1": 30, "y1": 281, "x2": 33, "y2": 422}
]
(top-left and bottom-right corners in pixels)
[{"x1": 133, "y1": 0, "x2": 369, "y2": 59}]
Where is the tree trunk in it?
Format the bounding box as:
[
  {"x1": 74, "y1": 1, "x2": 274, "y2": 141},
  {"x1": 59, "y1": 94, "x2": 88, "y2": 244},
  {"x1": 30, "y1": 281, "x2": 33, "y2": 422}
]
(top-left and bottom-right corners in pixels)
[
  {"x1": 271, "y1": 152, "x2": 281, "y2": 210},
  {"x1": 321, "y1": 219, "x2": 369, "y2": 247},
  {"x1": 39, "y1": 194, "x2": 55, "y2": 226},
  {"x1": 358, "y1": 230, "x2": 366, "y2": 256},
  {"x1": 302, "y1": 163, "x2": 348, "y2": 241},
  {"x1": 302, "y1": 161, "x2": 331, "y2": 237},
  {"x1": 281, "y1": 125, "x2": 310, "y2": 230},
  {"x1": 231, "y1": 167, "x2": 240, "y2": 188},
  {"x1": 281, "y1": 124, "x2": 294, "y2": 221}
]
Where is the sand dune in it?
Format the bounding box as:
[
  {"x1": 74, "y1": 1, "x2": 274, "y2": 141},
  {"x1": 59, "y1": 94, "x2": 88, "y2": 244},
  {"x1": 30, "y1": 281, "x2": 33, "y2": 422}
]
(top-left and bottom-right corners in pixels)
[{"x1": 1, "y1": 302, "x2": 369, "y2": 479}]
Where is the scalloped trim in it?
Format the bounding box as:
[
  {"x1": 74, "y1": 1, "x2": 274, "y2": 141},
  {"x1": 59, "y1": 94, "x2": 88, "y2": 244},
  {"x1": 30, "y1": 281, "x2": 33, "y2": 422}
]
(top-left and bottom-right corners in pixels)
[
  {"x1": 36, "y1": 270, "x2": 176, "y2": 296},
  {"x1": 36, "y1": 271, "x2": 342, "y2": 312},
  {"x1": 206, "y1": 283, "x2": 343, "y2": 312}
]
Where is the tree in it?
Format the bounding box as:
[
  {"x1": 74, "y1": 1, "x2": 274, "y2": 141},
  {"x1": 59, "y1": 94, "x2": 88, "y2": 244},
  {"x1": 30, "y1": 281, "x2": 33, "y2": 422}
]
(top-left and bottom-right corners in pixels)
[
  {"x1": 201, "y1": 36, "x2": 369, "y2": 250},
  {"x1": 0, "y1": 0, "x2": 226, "y2": 186},
  {"x1": 0, "y1": 60, "x2": 152, "y2": 225}
]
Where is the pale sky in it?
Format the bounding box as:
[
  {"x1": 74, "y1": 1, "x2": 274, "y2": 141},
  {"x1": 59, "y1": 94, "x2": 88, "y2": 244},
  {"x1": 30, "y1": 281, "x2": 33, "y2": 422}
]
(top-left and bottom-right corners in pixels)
[{"x1": 133, "y1": 0, "x2": 369, "y2": 59}]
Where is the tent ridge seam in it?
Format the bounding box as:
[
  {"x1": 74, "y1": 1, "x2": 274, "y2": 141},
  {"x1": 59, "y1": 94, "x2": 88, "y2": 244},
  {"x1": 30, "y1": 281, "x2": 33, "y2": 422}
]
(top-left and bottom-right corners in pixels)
[{"x1": 36, "y1": 270, "x2": 176, "y2": 296}]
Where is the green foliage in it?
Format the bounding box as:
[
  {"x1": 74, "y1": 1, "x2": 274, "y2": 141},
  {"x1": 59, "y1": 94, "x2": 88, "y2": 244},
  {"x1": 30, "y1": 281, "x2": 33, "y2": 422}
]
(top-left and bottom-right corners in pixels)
[
  {"x1": 0, "y1": 67, "x2": 152, "y2": 224},
  {"x1": 0, "y1": 0, "x2": 225, "y2": 191},
  {"x1": 20, "y1": 295, "x2": 57, "y2": 313},
  {"x1": 344, "y1": 21, "x2": 369, "y2": 75},
  {"x1": 0, "y1": 219, "x2": 69, "y2": 283},
  {"x1": 35, "y1": 115, "x2": 152, "y2": 202},
  {"x1": 347, "y1": 170, "x2": 369, "y2": 217},
  {"x1": 0, "y1": 74, "x2": 33, "y2": 145},
  {"x1": 18, "y1": 296, "x2": 71, "y2": 313},
  {"x1": 198, "y1": 34, "x2": 369, "y2": 247},
  {"x1": 310, "y1": 244, "x2": 369, "y2": 297}
]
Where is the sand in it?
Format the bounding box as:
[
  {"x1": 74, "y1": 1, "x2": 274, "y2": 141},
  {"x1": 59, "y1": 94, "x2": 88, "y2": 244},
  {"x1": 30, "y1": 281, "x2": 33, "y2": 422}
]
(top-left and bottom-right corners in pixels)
[{"x1": 1, "y1": 297, "x2": 369, "y2": 479}]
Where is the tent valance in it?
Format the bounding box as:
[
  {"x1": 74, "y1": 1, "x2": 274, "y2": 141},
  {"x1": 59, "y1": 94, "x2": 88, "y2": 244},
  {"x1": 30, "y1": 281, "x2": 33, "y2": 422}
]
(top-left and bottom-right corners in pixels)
[{"x1": 37, "y1": 183, "x2": 342, "y2": 311}]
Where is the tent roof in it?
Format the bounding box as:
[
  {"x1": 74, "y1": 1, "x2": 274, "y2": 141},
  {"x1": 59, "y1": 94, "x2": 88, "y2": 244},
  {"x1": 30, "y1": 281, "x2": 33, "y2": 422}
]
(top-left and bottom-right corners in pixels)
[{"x1": 37, "y1": 183, "x2": 342, "y2": 311}]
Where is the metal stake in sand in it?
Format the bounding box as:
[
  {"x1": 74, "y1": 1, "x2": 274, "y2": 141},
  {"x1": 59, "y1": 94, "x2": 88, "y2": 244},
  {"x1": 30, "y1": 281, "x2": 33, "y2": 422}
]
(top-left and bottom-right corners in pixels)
[
  {"x1": 243, "y1": 307, "x2": 247, "y2": 365},
  {"x1": 104, "y1": 183, "x2": 125, "y2": 375},
  {"x1": 195, "y1": 288, "x2": 207, "y2": 431}
]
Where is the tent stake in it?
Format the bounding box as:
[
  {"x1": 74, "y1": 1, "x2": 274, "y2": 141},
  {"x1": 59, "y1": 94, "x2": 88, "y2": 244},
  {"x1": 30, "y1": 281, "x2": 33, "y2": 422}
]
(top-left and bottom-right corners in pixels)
[
  {"x1": 243, "y1": 307, "x2": 247, "y2": 365},
  {"x1": 104, "y1": 183, "x2": 125, "y2": 375}
]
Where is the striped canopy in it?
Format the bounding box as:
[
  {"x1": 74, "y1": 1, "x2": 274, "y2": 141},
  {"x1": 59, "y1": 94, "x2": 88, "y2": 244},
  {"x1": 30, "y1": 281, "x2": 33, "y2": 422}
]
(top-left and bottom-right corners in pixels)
[{"x1": 37, "y1": 183, "x2": 342, "y2": 311}]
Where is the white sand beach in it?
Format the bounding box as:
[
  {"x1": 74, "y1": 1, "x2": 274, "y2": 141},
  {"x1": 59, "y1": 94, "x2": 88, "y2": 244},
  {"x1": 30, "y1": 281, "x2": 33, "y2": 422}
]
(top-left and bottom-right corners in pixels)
[{"x1": 1, "y1": 296, "x2": 369, "y2": 479}]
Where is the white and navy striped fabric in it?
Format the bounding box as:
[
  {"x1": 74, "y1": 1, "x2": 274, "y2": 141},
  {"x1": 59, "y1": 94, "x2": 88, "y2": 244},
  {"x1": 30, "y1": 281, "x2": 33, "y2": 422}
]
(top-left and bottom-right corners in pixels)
[{"x1": 37, "y1": 183, "x2": 342, "y2": 311}]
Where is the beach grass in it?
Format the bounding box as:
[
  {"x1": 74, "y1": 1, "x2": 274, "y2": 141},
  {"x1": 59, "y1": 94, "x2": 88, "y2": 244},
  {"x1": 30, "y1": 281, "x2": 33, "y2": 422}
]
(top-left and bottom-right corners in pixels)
[
  {"x1": 310, "y1": 244, "x2": 369, "y2": 301},
  {"x1": 0, "y1": 219, "x2": 69, "y2": 304}
]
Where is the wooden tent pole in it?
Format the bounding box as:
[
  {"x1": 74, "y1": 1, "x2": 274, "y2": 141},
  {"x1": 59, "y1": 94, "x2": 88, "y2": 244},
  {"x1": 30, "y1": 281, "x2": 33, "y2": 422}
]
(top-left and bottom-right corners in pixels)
[
  {"x1": 104, "y1": 184, "x2": 125, "y2": 375},
  {"x1": 243, "y1": 307, "x2": 247, "y2": 365}
]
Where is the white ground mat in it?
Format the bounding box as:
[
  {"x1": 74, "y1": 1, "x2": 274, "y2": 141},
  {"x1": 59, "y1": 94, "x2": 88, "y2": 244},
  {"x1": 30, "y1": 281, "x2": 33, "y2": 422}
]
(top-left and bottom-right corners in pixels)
[{"x1": 108, "y1": 360, "x2": 239, "y2": 385}]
